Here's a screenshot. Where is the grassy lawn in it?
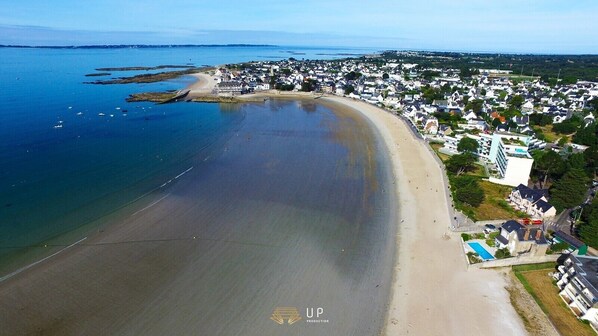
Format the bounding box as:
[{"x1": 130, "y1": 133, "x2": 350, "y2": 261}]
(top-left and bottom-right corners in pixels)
[
  {"x1": 430, "y1": 142, "x2": 450, "y2": 162},
  {"x1": 488, "y1": 73, "x2": 540, "y2": 80},
  {"x1": 457, "y1": 180, "x2": 523, "y2": 221},
  {"x1": 466, "y1": 164, "x2": 487, "y2": 178},
  {"x1": 514, "y1": 264, "x2": 595, "y2": 336},
  {"x1": 486, "y1": 231, "x2": 499, "y2": 247},
  {"x1": 534, "y1": 125, "x2": 572, "y2": 144}
]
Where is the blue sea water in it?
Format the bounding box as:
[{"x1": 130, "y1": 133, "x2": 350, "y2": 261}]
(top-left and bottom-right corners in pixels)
[
  {"x1": 0, "y1": 45, "x2": 378, "y2": 270},
  {"x1": 0, "y1": 45, "x2": 401, "y2": 335}
]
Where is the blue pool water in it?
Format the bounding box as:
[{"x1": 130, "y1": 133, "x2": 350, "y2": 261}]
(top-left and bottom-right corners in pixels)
[{"x1": 468, "y1": 242, "x2": 495, "y2": 260}]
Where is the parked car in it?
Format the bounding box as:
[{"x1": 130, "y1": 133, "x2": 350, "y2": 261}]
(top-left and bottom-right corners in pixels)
[{"x1": 483, "y1": 224, "x2": 498, "y2": 234}]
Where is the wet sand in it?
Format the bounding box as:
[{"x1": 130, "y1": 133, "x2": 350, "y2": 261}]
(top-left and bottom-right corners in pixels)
[{"x1": 0, "y1": 100, "x2": 395, "y2": 335}]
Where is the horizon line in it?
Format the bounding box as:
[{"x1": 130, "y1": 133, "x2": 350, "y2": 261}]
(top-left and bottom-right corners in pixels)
[
  {"x1": 0, "y1": 43, "x2": 279, "y2": 49},
  {"x1": 2, "y1": 44, "x2": 598, "y2": 56}
]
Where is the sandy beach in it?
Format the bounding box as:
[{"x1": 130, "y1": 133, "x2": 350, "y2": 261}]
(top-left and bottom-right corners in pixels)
[
  {"x1": 321, "y1": 96, "x2": 527, "y2": 335},
  {"x1": 186, "y1": 72, "x2": 217, "y2": 97}
]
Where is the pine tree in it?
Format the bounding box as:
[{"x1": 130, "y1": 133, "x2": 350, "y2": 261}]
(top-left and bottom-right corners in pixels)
[
  {"x1": 579, "y1": 219, "x2": 598, "y2": 249},
  {"x1": 550, "y1": 168, "x2": 589, "y2": 212}
]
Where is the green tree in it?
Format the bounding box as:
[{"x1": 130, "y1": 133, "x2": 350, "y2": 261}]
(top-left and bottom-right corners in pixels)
[
  {"x1": 568, "y1": 153, "x2": 587, "y2": 171},
  {"x1": 550, "y1": 168, "x2": 589, "y2": 212},
  {"x1": 457, "y1": 137, "x2": 479, "y2": 153},
  {"x1": 344, "y1": 71, "x2": 362, "y2": 81},
  {"x1": 508, "y1": 95, "x2": 524, "y2": 110},
  {"x1": 382, "y1": 73, "x2": 389, "y2": 80},
  {"x1": 581, "y1": 197, "x2": 598, "y2": 223},
  {"x1": 455, "y1": 182, "x2": 485, "y2": 207},
  {"x1": 452, "y1": 175, "x2": 478, "y2": 189},
  {"x1": 451, "y1": 175, "x2": 485, "y2": 207},
  {"x1": 460, "y1": 67, "x2": 477, "y2": 79},
  {"x1": 269, "y1": 75, "x2": 278, "y2": 86},
  {"x1": 495, "y1": 248, "x2": 511, "y2": 259},
  {"x1": 533, "y1": 150, "x2": 567, "y2": 187},
  {"x1": 558, "y1": 136, "x2": 568, "y2": 147},
  {"x1": 553, "y1": 121, "x2": 578, "y2": 134},
  {"x1": 584, "y1": 145, "x2": 598, "y2": 178},
  {"x1": 529, "y1": 113, "x2": 553, "y2": 126},
  {"x1": 422, "y1": 87, "x2": 444, "y2": 103},
  {"x1": 573, "y1": 124, "x2": 597, "y2": 146},
  {"x1": 464, "y1": 99, "x2": 484, "y2": 113},
  {"x1": 300, "y1": 79, "x2": 316, "y2": 92},
  {"x1": 445, "y1": 152, "x2": 476, "y2": 175},
  {"x1": 491, "y1": 118, "x2": 502, "y2": 128},
  {"x1": 344, "y1": 85, "x2": 355, "y2": 95},
  {"x1": 579, "y1": 219, "x2": 598, "y2": 249},
  {"x1": 421, "y1": 70, "x2": 440, "y2": 80}
]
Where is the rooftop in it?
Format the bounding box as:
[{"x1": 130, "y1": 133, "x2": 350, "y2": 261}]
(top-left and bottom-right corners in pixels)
[
  {"x1": 501, "y1": 137, "x2": 527, "y2": 146},
  {"x1": 569, "y1": 255, "x2": 598, "y2": 298}
]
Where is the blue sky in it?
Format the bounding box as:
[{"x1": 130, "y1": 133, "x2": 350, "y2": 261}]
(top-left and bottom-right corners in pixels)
[{"x1": 1, "y1": 0, "x2": 597, "y2": 53}]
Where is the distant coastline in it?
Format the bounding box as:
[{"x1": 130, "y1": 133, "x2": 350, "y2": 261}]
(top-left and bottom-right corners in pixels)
[{"x1": 0, "y1": 44, "x2": 278, "y2": 49}]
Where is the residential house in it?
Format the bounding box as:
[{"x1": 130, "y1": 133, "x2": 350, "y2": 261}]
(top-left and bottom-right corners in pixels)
[
  {"x1": 554, "y1": 254, "x2": 598, "y2": 329},
  {"x1": 216, "y1": 81, "x2": 244, "y2": 95},
  {"x1": 463, "y1": 110, "x2": 478, "y2": 121},
  {"x1": 512, "y1": 115, "x2": 530, "y2": 128},
  {"x1": 495, "y1": 220, "x2": 548, "y2": 256},
  {"x1": 508, "y1": 184, "x2": 557, "y2": 219},
  {"x1": 423, "y1": 117, "x2": 439, "y2": 135},
  {"x1": 522, "y1": 101, "x2": 535, "y2": 114},
  {"x1": 432, "y1": 99, "x2": 448, "y2": 112}
]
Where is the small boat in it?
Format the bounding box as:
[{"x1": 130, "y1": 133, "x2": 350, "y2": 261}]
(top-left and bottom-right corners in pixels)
[
  {"x1": 115, "y1": 107, "x2": 121, "y2": 110},
  {"x1": 76, "y1": 112, "x2": 83, "y2": 116},
  {"x1": 68, "y1": 106, "x2": 73, "y2": 109},
  {"x1": 53, "y1": 124, "x2": 63, "y2": 129},
  {"x1": 98, "y1": 112, "x2": 106, "y2": 116},
  {"x1": 109, "y1": 114, "x2": 114, "y2": 117}
]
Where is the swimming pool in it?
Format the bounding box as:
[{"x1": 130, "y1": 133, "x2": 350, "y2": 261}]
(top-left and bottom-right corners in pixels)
[{"x1": 468, "y1": 242, "x2": 495, "y2": 260}]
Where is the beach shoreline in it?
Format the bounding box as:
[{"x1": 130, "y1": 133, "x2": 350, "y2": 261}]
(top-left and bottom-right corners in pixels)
[
  {"x1": 170, "y1": 69, "x2": 528, "y2": 334},
  {"x1": 319, "y1": 96, "x2": 526, "y2": 335},
  {"x1": 0, "y1": 96, "x2": 396, "y2": 335}
]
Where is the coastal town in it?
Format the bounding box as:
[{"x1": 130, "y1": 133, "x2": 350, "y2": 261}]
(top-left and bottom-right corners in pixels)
[
  {"x1": 4, "y1": 1, "x2": 598, "y2": 335},
  {"x1": 192, "y1": 51, "x2": 598, "y2": 334}
]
